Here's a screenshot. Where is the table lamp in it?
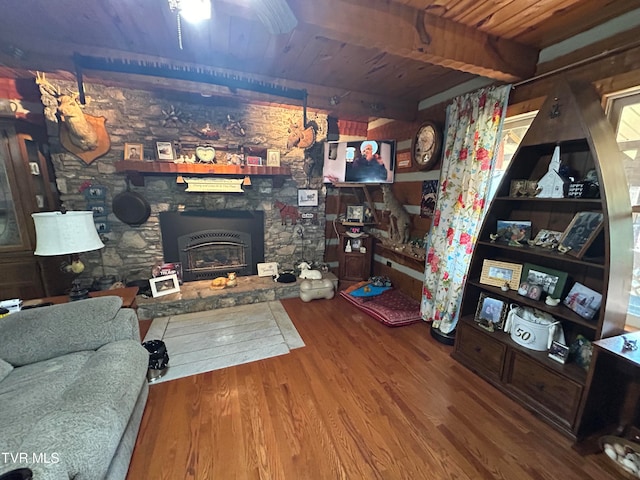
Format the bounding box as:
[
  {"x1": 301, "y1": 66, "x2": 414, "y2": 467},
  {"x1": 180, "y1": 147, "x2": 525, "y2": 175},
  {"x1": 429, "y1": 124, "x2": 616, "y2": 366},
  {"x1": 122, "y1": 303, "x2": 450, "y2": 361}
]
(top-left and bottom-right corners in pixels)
[{"x1": 32, "y1": 211, "x2": 105, "y2": 301}]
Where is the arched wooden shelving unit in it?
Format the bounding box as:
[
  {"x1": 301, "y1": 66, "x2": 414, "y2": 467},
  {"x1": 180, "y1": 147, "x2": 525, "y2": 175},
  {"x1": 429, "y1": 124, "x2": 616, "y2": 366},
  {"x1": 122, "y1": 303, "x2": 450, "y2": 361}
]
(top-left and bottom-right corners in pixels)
[{"x1": 452, "y1": 79, "x2": 633, "y2": 440}]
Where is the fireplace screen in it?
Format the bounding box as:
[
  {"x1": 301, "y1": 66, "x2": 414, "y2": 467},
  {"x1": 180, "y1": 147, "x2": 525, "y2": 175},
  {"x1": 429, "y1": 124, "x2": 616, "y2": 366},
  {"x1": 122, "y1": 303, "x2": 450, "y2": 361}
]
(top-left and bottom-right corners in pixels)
[{"x1": 178, "y1": 230, "x2": 252, "y2": 281}]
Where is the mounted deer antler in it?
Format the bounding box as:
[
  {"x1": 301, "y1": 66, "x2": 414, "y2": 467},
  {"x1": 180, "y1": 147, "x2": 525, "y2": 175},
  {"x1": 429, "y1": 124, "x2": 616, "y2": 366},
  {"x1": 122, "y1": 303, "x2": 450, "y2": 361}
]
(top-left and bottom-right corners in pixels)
[{"x1": 36, "y1": 72, "x2": 98, "y2": 151}]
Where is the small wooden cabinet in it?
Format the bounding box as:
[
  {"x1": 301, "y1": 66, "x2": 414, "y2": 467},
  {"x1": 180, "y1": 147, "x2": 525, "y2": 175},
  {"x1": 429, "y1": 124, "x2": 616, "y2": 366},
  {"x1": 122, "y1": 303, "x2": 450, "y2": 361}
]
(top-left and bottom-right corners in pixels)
[
  {"x1": 337, "y1": 232, "x2": 374, "y2": 287},
  {"x1": 452, "y1": 79, "x2": 633, "y2": 440}
]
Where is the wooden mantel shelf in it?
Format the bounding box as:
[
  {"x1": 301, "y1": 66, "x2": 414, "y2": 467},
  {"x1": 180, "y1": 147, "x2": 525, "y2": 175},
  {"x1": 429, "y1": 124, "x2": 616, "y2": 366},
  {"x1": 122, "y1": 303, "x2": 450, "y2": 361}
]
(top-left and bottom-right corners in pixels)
[{"x1": 114, "y1": 160, "x2": 291, "y2": 186}]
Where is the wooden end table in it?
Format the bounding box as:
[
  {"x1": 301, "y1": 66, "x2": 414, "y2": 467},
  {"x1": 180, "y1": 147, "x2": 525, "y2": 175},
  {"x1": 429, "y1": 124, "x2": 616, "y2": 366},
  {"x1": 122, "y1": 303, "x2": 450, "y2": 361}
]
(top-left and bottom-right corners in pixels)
[{"x1": 23, "y1": 286, "x2": 139, "y2": 310}]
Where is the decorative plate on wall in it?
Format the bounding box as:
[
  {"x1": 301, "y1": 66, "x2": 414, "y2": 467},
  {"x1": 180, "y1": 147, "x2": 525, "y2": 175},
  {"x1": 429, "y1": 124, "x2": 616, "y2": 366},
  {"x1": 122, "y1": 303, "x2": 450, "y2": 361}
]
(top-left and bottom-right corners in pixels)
[{"x1": 412, "y1": 121, "x2": 442, "y2": 170}]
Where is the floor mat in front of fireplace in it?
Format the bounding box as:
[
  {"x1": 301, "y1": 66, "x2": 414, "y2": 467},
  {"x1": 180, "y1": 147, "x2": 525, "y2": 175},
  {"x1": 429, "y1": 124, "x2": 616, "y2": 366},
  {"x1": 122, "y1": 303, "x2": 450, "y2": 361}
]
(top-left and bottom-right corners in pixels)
[{"x1": 141, "y1": 301, "x2": 305, "y2": 383}]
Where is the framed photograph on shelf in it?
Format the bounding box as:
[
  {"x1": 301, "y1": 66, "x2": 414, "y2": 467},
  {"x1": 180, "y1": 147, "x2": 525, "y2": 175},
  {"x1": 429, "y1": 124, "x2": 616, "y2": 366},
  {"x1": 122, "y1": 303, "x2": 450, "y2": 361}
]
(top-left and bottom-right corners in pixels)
[
  {"x1": 532, "y1": 229, "x2": 563, "y2": 248},
  {"x1": 346, "y1": 205, "x2": 365, "y2": 223},
  {"x1": 558, "y1": 211, "x2": 604, "y2": 258},
  {"x1": 149, "y1": 274, "x2": 180, "y2": 298},
  {"x1": 480, "y1": 260, "x2": 522, "y2": 290},
  {"x1": 516, "y1": 282, "x2": 543, "y2": 300},
  {"x1": 351, "y1": 238, "x2": 362, "y2": 250},
  {"x1": 266, "y1": 149, "x2": 281, "y2": 167},
  {"x1": 548, "y1": 341, "x2": 569, "y2": 364},
  {"x1": 474, "y1": 292, "x2": 508, "y2": 332},
  {"x1": 496, "y1": 220, "x2": 532, "y2": 244},
  {"x1": 125, "y1": 143, "x2": 143, "y2": 161},
  {"x1": 298, "y1": 189, "x2": 318, "y2": 207},
  {"x1": 156, "y1": 141, "x2": 175, "y2": 161},
  {"x1": 521, "y1": 263, "x2": 568, "y2": 299},
  {"x1": 152, "y1": 262, "x2": 183, "y2": 284},
  {"x1": 564, "y1": 282, "x2": 602, "y2": 320}
]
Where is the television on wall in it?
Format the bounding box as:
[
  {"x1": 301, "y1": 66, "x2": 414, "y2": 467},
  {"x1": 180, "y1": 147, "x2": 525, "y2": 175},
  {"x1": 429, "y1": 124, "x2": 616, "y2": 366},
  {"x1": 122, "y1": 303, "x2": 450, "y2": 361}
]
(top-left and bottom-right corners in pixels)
[{"x1": 322, "y1": 139, "x2": 396, "y2": 184}]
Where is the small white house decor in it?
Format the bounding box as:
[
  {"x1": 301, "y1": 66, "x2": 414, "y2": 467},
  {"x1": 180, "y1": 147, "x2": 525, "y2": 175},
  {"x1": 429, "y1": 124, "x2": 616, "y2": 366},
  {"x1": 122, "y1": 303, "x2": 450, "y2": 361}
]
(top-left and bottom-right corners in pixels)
[{"x1": 536, "y1": 145, "x2": 567, "y2": 198}]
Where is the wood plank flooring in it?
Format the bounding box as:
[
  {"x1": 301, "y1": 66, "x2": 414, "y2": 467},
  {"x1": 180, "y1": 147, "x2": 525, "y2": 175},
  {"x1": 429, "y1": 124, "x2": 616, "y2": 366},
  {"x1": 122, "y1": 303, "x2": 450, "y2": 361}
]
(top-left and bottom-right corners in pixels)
[{"x1": 128, "y1": 297, "x2": 617, "y2": 479}]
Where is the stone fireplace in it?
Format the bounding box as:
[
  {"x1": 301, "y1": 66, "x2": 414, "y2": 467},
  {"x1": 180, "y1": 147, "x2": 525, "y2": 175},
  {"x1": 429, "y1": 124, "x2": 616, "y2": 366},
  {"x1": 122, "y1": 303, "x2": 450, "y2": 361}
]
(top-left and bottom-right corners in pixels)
[
  {"x1": 37, "y1": 78, "x2": 328, "y2": 286},
  {"x1": 160, "y1": 211, "x2": 264, "y2": 282}
]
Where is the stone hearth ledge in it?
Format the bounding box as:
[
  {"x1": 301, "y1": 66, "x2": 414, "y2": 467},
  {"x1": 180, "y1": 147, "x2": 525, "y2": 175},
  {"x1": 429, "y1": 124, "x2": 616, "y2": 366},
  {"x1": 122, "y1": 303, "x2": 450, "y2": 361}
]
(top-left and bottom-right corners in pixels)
[{"x1": 136, "y1": 273, "x2": 338, "y2": 320}]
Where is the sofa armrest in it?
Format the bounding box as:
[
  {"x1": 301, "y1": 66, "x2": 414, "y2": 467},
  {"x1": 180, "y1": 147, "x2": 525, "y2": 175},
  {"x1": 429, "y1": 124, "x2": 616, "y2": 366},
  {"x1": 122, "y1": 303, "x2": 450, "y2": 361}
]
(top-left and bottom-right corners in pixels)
[{"x1": 0, "y1": 296, "x2": 141, "y2": 366}]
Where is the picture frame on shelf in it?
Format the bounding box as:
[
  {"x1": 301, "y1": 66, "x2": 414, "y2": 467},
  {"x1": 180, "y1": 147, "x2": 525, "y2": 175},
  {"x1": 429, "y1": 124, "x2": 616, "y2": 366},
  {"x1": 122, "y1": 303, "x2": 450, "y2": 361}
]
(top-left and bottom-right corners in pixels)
[
  {"x1": 521, "y1": 263, "x2": 568, "y2": 299},
  {"x1": 152, "y1": 262, "x2": 183, "y2": 285},
  {"x1": 351, "y1": 238, "x2": 362, "y2": 250},
  {"x1": 346, "y1": 205, "x2": 365, "y2": 223},
  {"x1": 558, "y1": 211, "x2": 604, "y2": 258},
  {"x1": 532, "y1": 229, "x2": 563, "y2": 249},
  {"x1": 548, "y1": 341, "x2": 570, "y2": 364},
  {"x1": 479, "y1": 260, "x2": 522, "y2": 290},
  {"x1": 474, "y1": 292, "x2": 508, "y2": 332},
  {"x1": 125, "y1": 143, "x2": 143, "y2": 161},
  {"x1": 509, "y1": 179, "x2": 539, "y2": 197},
  {"x1": 516, "y1": 282, "x2": 543, "y2": 300},
  {"x1": 564, "y1": 282, "x2": 602, "y2": 320},
  {"x1": 266, "y1": 149, "x2": 281, "y2": 167},
  {"x1": 246, "y1": 155, "x2": 263, "y2": 166},
  {"x1": 496, "y1": 220, "x2": 532, "y2": 244},
  {"x1": 298, "y1": 189, "x2": 318, "y2": 207},
  {"x1": 149, "y1": 274, "x2": 181, "y2": 298},
  {"x1": 156, "y1": 141, "x2": 175, "y2": 161}
]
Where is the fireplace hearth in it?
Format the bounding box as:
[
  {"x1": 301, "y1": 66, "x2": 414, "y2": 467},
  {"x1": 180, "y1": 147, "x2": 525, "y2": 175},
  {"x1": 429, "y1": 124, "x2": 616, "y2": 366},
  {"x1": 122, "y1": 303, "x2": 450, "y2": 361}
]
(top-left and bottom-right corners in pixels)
[{"x1": 160, "y1": 211, "x2": 264, "y2": 282}]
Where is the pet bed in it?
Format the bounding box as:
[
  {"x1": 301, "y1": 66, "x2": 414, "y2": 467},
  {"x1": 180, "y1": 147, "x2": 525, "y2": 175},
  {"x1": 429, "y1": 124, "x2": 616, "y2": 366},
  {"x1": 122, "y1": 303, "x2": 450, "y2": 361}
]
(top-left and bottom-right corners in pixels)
[{"x1": 340, "y1": 284, "x2": 422, "y2": 327}]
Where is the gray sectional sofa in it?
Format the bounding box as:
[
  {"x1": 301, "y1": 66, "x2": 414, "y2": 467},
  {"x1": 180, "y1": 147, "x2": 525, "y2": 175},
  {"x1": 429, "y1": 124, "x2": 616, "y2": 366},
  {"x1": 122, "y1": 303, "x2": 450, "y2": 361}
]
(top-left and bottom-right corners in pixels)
[{"x1": 0, "y1": 296, "x2": 149, "y2": 480}]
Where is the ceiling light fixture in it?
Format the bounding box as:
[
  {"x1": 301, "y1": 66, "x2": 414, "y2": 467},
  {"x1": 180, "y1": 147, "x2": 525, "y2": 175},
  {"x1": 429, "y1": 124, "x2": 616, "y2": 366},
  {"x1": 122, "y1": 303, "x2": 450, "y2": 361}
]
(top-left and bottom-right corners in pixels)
[{"x1": 168, "y1": 0, "x2": 212, "y2": 49}]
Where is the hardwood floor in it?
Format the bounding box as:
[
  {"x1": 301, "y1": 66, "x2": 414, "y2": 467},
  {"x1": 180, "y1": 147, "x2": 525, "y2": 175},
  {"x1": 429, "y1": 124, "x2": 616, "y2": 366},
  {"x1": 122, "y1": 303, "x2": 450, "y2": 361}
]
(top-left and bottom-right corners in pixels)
[{"x1": 128, "y1": 297, "x2": 616, "y2": 479}]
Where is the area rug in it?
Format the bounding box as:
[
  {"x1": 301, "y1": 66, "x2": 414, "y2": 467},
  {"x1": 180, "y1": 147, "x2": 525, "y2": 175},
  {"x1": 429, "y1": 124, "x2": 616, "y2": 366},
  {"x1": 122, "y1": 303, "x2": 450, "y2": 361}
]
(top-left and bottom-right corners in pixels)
[
  {"x1": 142, "y1": 301, "x2": 305, "y2": 383},
  {"x1": 340, "y1": 288, "x2": 422, "y2": 327}
]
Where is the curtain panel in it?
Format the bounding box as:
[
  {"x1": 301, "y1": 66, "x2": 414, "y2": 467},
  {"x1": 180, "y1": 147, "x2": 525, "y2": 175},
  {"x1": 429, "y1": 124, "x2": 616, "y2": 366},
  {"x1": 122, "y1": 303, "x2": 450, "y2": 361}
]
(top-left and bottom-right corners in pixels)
[{"x1": 421, "y1": 84, "x2": 511, "y2": 334}]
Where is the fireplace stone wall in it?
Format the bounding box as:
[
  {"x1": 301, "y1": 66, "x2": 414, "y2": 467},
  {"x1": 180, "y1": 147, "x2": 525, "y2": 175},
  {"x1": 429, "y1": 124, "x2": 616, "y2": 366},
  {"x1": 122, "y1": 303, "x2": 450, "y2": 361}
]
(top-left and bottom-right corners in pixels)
[{"x1": 38, "y1": 79, "x2": 328, "y2": 285}]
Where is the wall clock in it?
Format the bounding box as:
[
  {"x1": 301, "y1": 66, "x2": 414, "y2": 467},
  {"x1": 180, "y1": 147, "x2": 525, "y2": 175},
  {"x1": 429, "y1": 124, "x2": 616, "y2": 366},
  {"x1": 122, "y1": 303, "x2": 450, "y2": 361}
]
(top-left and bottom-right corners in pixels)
[{"x1": 412, "y1": 121, "x2": 442, "y2": 170}]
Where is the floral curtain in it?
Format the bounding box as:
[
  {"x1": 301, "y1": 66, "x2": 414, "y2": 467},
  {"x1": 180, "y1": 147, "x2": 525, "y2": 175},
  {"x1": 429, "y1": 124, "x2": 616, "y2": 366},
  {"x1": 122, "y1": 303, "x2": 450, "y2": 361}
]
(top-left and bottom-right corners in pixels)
[{"x1": 421, "y1": 84, "x2": 511, "y2": 334}]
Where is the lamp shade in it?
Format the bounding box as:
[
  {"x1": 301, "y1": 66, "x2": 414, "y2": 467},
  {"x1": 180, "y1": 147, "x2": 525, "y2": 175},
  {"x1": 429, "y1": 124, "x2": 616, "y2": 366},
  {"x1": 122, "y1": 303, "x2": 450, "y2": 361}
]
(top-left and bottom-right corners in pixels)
[{"x1": 32, "y1": 211, "x2": 105, "y2": 256}]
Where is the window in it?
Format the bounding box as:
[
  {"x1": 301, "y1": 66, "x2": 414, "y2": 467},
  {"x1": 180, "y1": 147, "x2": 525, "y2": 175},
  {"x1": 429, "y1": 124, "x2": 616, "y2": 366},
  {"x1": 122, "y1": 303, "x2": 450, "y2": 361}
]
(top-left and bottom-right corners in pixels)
[
  {"x1": 606, "y1": 87, "x2": 640, "y2": 329},
  {"x1": 488, "y1": 112, "x2": 537, "y2": 199}
]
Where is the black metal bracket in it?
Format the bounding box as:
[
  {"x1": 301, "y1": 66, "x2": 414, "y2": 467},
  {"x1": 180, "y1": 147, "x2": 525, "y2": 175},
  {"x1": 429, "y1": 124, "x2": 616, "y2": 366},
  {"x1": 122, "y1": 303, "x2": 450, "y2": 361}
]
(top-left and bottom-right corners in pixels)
[{"x1": 72, "y1": 53, "x2": 308, "y2": 123}]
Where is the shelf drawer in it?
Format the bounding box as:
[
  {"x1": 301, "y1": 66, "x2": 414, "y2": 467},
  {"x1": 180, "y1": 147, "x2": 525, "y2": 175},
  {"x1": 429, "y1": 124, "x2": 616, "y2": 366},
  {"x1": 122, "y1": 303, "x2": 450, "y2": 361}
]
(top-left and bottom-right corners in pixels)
[
  {"x1": 505, "y1": 351, "x2": 583, "y2": 427},
  {"x1": 454, "y1": 322, "x2": 506, "y2": 382}
]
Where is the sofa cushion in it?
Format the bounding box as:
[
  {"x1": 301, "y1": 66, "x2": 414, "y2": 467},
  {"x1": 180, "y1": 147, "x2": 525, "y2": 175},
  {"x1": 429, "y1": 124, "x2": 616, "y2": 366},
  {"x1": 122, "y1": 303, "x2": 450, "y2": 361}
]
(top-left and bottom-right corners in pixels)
[
  {"x1": 0, "y1": 340, "x2": 148, "y2": 479},
  {"x1": 0, "y1": 358, "x2": 12, "y2": 382},
  {"x1": 0, "y1": 296, "x2": 138, "y2": 366}
]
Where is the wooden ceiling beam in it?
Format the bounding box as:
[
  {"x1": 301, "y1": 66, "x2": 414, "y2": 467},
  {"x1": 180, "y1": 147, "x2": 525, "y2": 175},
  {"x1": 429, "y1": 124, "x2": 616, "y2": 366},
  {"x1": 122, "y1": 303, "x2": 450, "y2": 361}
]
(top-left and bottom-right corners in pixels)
[
  {"x1": 288, "y1": 0, "x2": 539, "y2": 82},
  {"x1": 0, "y1": 46, "x2": 416, "y2": 121}
]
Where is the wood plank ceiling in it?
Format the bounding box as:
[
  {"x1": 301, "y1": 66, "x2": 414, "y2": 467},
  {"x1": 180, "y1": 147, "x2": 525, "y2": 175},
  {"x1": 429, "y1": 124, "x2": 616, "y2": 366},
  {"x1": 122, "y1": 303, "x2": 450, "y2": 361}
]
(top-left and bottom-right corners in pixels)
[{"x1": 0, "y1": 0, "x2": 637, "y2": 121}]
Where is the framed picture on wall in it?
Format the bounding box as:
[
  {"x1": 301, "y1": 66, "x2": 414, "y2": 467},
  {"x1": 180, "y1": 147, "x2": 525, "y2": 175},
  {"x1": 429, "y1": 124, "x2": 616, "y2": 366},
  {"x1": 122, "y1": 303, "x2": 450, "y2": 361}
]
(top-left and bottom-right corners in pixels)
[{"x1": 298, "y1": 189, "x2": 318, "y2": 207}]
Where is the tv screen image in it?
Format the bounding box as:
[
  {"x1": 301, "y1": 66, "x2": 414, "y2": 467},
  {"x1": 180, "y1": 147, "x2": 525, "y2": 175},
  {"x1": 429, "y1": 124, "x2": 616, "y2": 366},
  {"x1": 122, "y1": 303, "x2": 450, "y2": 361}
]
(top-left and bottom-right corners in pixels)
[{"x1": 322, "y1": 139, "x2": 396, "y2": 184}]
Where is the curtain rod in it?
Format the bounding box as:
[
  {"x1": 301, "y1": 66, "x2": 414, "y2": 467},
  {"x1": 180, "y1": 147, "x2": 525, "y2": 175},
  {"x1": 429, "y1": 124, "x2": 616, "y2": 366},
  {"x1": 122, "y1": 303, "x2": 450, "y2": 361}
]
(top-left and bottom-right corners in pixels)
[{"x1": 512, "y1": 39, "x2": 640, "y2": 89}]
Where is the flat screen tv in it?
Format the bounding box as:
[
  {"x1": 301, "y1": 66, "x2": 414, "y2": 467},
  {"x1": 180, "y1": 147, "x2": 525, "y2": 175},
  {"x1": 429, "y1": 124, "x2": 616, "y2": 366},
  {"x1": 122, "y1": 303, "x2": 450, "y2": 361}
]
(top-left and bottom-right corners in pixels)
[{"x1": 322, "y1": 139, "x2": 396, "y2": 184}]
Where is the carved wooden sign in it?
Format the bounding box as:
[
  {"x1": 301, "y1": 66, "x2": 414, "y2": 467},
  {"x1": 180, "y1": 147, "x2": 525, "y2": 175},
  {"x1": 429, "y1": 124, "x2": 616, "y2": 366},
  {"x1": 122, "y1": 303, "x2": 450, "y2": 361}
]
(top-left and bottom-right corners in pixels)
[{"x1": 182, "y1": 177, "x2": 244, "y2": 192}]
